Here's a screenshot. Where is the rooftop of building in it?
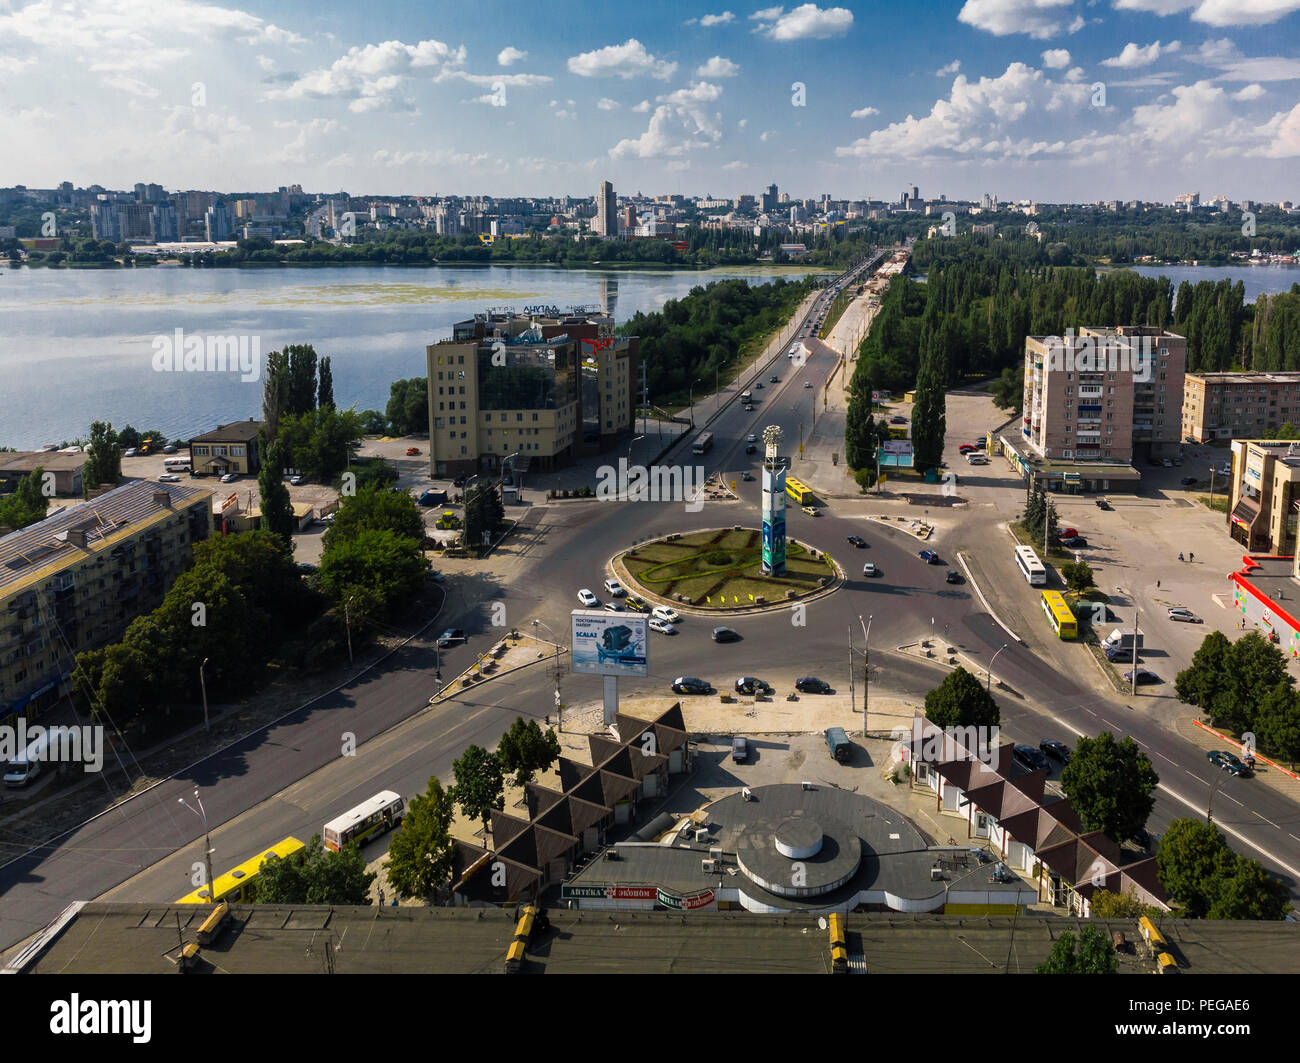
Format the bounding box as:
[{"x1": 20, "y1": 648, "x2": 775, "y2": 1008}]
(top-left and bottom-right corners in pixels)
[
  {"x1": 1188, "y1": 372, "x2": 1300, "y2": 385},
  {"x1": 190, "y1": 419, "x2": 264, "y2": 444},
  {"x1": 0, "y1": 479, "x2": 212, "y2": 599},
  {"x1": 998, "y1": 433, "x2": 1143, "y2": 481},
  {"x1": 0, "y1": 451, "x2": 88, "y2": 475},
  {"x1": 14, "y1": 904, "x2": 1299, "y2": 974}
]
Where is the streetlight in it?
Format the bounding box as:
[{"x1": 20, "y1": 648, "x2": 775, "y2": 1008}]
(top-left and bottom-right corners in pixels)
[
  {"x1": 178, "y1": 788, "x2": 217, "y2": 904},
  {"x1": 344, "y1": 594, "x2": 356, "y2": 664},
  {"x1": 859, "y1": 614, "x2": 872, "y2": 736},
  {"x1": 689, "y1": 378, "x2": 702, "y2": 428},
  {"x1": 988, "y1": 643, "x2": 1009, "y2": 694},
  {"x1": 532, "y1": 618, "x2": 565, "y2": 732},
  {"x1": 199, "y1": 657, "x2": 210, "y2": 732}
]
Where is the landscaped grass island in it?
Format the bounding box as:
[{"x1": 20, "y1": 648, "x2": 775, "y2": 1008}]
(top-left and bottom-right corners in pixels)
[{"x1": 619, "y1": 527, "x2": 838, "y2": 610}]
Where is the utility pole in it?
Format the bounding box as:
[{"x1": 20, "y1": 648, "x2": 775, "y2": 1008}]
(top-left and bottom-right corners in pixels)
[
  {"x1": 860, "y1": 615, "x2": 872, "y2": 737},
  {"x1": 199, "y1": 657, "x2": 210, "y2": 732},
  {"x1": 1131, "y1": 610, "x2": 1140, "y2": 696},
  {"x1": 641, "y1": 360, "x2": 649, "y2": 436},
  {"x1": 1207, "y1": 466, "x2": 1216, "y2": 511},
  {"x1": 178, "y1": 789, "x2": 217, "y2": 904},
  {"x1": 344, "y1": 597, "x2": 354, "y2": 665},
  {"x1": 847, "y1": 624, "x2": 855, "y2": 713},
  {"x1": 1044, "y1": 487, "x2": 1050, "y2": 560}
]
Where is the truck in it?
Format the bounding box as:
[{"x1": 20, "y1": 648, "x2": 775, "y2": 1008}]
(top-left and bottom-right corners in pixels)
[
  {"x1": 825, "y1": 727, "x2": 851, "y2": 763},
  {"x1": 1101, "y1": 629, "x2": 1144, "y2": 651}
]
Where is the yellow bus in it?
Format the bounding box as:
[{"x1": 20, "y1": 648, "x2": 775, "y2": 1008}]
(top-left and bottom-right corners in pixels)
[
  {"x1": 1040, "y1": 590, "x2": 1077, "y2": 640},
  {"x1": 786, "y1": 477, "x2": 814, "y2": 505},
  {"x1": 887, "y1": 425, "x2": 908, "y2": 440},
  {"x1": 176, "y1": 836, "x2": 306, "y2": 904}
]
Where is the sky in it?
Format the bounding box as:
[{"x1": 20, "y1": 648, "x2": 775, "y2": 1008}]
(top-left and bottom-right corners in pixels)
[{"x1": 1, "y1": 0, "x2": 1298, "y2": 203}]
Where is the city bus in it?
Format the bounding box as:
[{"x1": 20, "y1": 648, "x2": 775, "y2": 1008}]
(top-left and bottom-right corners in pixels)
[
  {"x1": 1014, "y1": 545, "x2": 1046, "y2": 586},
  {"x1": 176, "y1": 836, "x2": 306, "y2": 904},
  {"x1": 785, "y1": 477, "x2": 814, "y2": 505},
  {"x1": 692, "y1": 431, "x2": 713, "y2": 456},
  {"x1": 1040, "y1": 590, "x2": 1077, "y2": 639},
  {"x1": 323, "y1": 790, "x2": 405, "y2": 852},
  {"x1": 164, "y1": 457, "x2": 190, "y2": 470}
]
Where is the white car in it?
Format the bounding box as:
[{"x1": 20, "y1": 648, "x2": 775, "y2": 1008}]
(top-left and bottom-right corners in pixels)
[
  {"x1": 577, "y1": 589, "x2": 598, "y2": 607},
  {"x1": 804, "y1": 381, "x2": 813, "y2": 388},
  {"x1": 603, "y1": 578, "x2": 624, "y2": 597},
  {"x1": 747, "y1": 433, "x2": 757, "y2": 443},
  {"x1": 648, "y1": 618, "x2": 677, "y2": 635},
  {"x1": 219, "y1": 473, "x2": 238, "y2": 483},
  {"x1": 157, "y1": 473, "x2": 180, "y2": 483},
  {"x1": 863, "y1": 562, "x2": 877, "y2": 576},
  {"x1": 289, "y1": 475, "x2": 304, "y2": 486},
  {"x1": 652, "y1": 605, "x2": 680, "y2": 624}
]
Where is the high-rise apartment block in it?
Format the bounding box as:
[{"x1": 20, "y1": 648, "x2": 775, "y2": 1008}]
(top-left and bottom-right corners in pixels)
[
  {"x1": 593, "y1": 181, "x2": 617, "y2": 237},
  {"x1": 1182, "y1": 372, "x2": 1300, "y2": 443}
]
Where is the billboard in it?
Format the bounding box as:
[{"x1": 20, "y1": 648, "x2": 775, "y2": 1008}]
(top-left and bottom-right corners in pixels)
[
  {"x1": 761, "y1": 464, "x2": 787, "y2": 574},
  {"x1": 570, "y1": 609, "x2": 649, "y2": 678}
]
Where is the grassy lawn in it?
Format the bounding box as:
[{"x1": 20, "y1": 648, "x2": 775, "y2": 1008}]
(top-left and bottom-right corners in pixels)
[
  {"x1": 1010, "y1": 520, "x2": 1075, "y2": 561},
  {"x1": 623, "y1": 527, "x2": 835, "y2": 609},
  {"x1": 1199, "y1": 494, "x2": 1229, "y2": 513}
]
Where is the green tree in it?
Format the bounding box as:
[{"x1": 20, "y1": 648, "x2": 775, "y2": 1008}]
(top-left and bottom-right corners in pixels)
[
  {"x1": 1156, "y1": 818, "x2": 1235, "y2": 918},
  {"x1": 257, "y1": 438, "x2": 296, "y2": 541},
  {"x1": 497, "y1": 717, "x2": 561, "y2": 787},
  {"x1": 451, "y1": 744, "x2": 505, "y2": 843},
  {"x1": 0, "y1": 466, "x2": 50, "y2": 529},
  {"x1": 923, "y1": 666, "x2": 1000, "y2": 729},
  {"x1": 1090, "y1": 887, "x2": 1163, "y2": 920},
  {"x1": 1212, "y1": 631, "x2": 1292, "y2": 736},
  {"x1": 323, "y1": 482, "x2": 423, "y2": 551},
  {"x1": 1061, "y1": 559, "x2": 1095, "y2": 592},
  {"x1": 250, "y1": 834, "x2": 376, "y2": 904},
  {"x1": 1254, "y1": 680, "x2": 1300, "y2": 769},
  {"x1": 1060, "y1": 731, "x2": 1158, "y2": 842},
  {"x1": 81, "y1": 421, "x2": 122, "y2": 496},
  {"x1": 286, "y1": 344, "x2": 319, "y2": 417},
  {"x1": 1206, "y1": 856, "x2": 1290, "y2": 920},
  {"x1": 385, "y1": 377, "x2": 429, "y2": 436},
  {"x1": 190, "y1": 529, "x2": 308, "y2": 626},
  {"x1": 844, "y1": 381, "x2": 876, "y2": 471},
  {"x1": 319, "y1": 528, "x2": 427, "y2": 618},
  {"x1": 989, "y1": 366, "x2": 1024, "y2": 413},
  {"x1": 911, "y1": 336, "x2": 946, "y2": 472},
  {"x1": 1174, "y1": 630, "x2": 1232, "y2": 713},
  {"x1": 463, "y1": 481, "x2": 503, "y2": 552},
  {"x1": 262, "y1": 348, "x2": 290, "y2": 441},
  {"x1": 386, "y1": 777, "x2": 457, "y2": 900},
  {"x1": 1036, "y1": 925, "x2": 1116, "y2": 974},
  {"x1": 317, "y1": 355, "x2": 335, "y2": 410}
]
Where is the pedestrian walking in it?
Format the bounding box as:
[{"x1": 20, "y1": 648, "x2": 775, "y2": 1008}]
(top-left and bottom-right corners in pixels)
[
  {"x1": 1189, "y1": 552, "x2": 1194, "y2": 562},
  {"x1": 378, "y1": 888, "x2": 384, "y2": 906},
  {"x1": 1156, "y1": 579, "x2": 1160, "y2": 588}
]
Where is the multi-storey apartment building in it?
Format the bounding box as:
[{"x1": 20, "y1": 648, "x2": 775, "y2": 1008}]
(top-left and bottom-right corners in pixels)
[
  {"x1": 593, "y1": 181, "x2": 617, "y2": 237},
  {"x1": 1182, "y1": 372, "x2": 1300, "y2": 443},
  {"x1": 1224, "y1": 439, "x2": 1300, "y2": 555},
  {"x1": 0, "y1": 480, "x2": 213, "y2": 720},
  {"x1": 425, "y1": 310, "x2": 639, "y2": 478}
]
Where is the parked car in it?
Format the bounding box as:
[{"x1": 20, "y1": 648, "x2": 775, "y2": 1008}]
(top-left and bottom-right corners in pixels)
[
  {"x1": 436, "y1": 628, "x2": 465, "y2": 648},
  {"x1": 862, "y1": 562, "x2": 877, "y2": 576},
  {"x1": 652, "y1": 605, "x2": 680, "y2": 624},
  {"x1": 712, "y1": 626, "x2": 741, "y2": 643},
  {"x1": 734, "y1": 676, "x2": 772, "y2": 696},
  {"x1": 1039, "y1": 739, "x2": 1071, "y2": 763},
  {"x1": 405, "y1": 446, "x2": 421, "y2": 455},
  {"x1": 1124, "y1": 669, "x2": 1161, "y2": 685},
  {"x1": 452, "y1": 475, "x2": 468, "y2": 488},
  {"x1": 945, "y1": 570, "x2": 960, "y2": 584},
  {"x1": 741, "y1": 471, "x2": 754, "y2": 481},
  {"x1": 745, "y1": 444, "x2": 757, "y2": 455},
  {"x1": 1096, "y1": 498, "x2": 1111, "y2": 510},
  {"x1": 958, "y1": 444, "x2": 977, "y2": 453},
  {"x1": 1129, "y1": 827, "x2": 1152, "y2": 850},
  {"x1": 672, "y1": 676, "x2": 713, "y2": 695},
  {"x1": 219, "y1": 473, "x2": 238, "y2": 483},
  {"x1": 1207, "y1": 750, "x2": 1251, "y2": 776},
  {"x1": 919, "y1": 549, "x2": 940, "y2": 564},
  {"x1": 1167, "y1": 607, "x2": 1202, "y2": 623},
  {"x1": 1105, "y1": 645, "x2": 1140, "y2": 663},
  {"x1": 157, "y1": 473, "x2": 181, "y2": 482},
  {"x1": 1061, "y1": 536, "x2": 1088, "y2": 548},
  {"x1": 847, "y1": 535, "x2": 867, "y2": 548},
  {"x1": 731, "y1": 736, "x2": 748, "y2": 762},
  {"x1": 795, "y1": 676, "x2": 832, "y2": 694},
  {"x1": 289, "y1": 475, "x2": 304, "y2": 486},
  {"x1": 162, "y1": 444, "x2": 178, "y2": 454},
  {"x1": 890, "y1": 416, "x2": 907, "y2": 424},
  {"x1": 1058, "y1": 527, "x2": 1079, "y2": 540},
  {"x1": 1013, "y1": 745, "x2": 1049, "y2": 772},
  {"x1": 577, "y1": 589, "x2": 598, "y2": 607},
  {"x1": 123, "y1": 447, "x2": 138, "y2": 457},
  {"x1": 1180, "y1": 476, "x2": 1197, "y2": 486},
  {"x1": 648, "y1": 618, "x2": 677, "y2": 634}
]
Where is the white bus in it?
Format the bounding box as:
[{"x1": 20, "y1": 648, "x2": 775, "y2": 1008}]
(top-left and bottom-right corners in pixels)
[
  {"x1": 1014, "y1": 545, "x2": 1046, "y2": 586},
  {"x1": 164, "y1": 457, "x2": 190, "y2": 470},
  {"x1": 323, "y1": 790, "x2": 405, "y2": 851}
]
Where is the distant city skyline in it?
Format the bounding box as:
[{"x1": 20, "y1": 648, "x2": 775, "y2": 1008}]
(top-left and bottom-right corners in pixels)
[{"x1": 2, "y1": 0, "x2": 1299, "y2": 200}]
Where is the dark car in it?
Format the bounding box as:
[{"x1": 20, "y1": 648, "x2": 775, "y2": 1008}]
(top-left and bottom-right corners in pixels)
[
  {"x1": 734, "y1": 676, "x2": 772, "y2": 695},
  {"x1": 1105, "y1": 645, "x2": 1140, "y2": 663},
  {"x1": 890, "y1": 416, "x2": 907, "y2": 424},
  {"x1": 436, "y1": 628, "x2": 466, "y2": 648},
  {"x1": 945, "y1": 570, "x2": 960, "y2": 584},
  {"x1": 712, "y1": 626, "x2": 741, "y2": 643},
  {"x1": 1061, "y1": 536, "x2": 1088, "y2": 548},
  {"x1": 1039, "y1": 739, "x2": 1071, "y2": 763},
  {"x1": 769, "y1": 375, "x2": 779, "y2": 383},
  {"x1": 672, "y1": 676, "x2": 713, "y2": 695},
  {"x1": 755, "y1": 381, "x2": 764, "y2": 389},
  {"x1": 1129, "y1": 827, "x2": 1152, "y2": 850},
  {"x1": 1013, "y1": 744, "x2": 1049, "y2": 772},
  {"x1": 1209, "y1": 750, "x2": 1251, "y2": 776},
  {"x1": 1180, "y1": 476, "x2": 1198, "y2": 486},
  {"x1": 1124, "y1": 669, "x2": 1161, "y2": 685},
  {"x1": 741, "y1": 471, "x2": 754, "y2": 481},
  {"x1": 452, "y1": 475, "x2": 468, "y2": 488},
  {"x1": 919, "y1": 549, "x2": 940, "y2": 564},
  {"x1": 847, "y1": 535, "x2": 867, "y2": 548},
  {"x1": 745, "y1": 444, "x2": 757, "y2": 455},
  {"x1": 418, "y1": 489, "x2": 444, "y2": 507},
  {"x1": 795, "y1": 676, "x2": 833, "y2": 694},
  {"x1": 1096, "y1": 498, "x2": 1111, "y2": 510}
]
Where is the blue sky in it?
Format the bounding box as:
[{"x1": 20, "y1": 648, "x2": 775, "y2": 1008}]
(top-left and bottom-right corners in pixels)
[{"x1": 1, "y1": 0, "x2": 1298, "y2": 202}]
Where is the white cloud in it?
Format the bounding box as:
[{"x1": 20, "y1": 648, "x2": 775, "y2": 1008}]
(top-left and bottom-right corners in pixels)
[
  {"x1": 850, "y1": 105, "x2": 879, "y2": 117},
  {"x1": 0, "y1": 56, "x2": 34, "y2": 75},
  {"x1": 437, "y1": 70, "x2": 551, "y2": 87},
  {"x1": 256, "y1": 54, "x2": 275, "y2": 72},
  {"x1": 957, "y1": 0, "x2": 1074, "y2": 40},
  {"x1": 696, "y1": 55, "x2": 739, "y2": 77},
  {"x1": 1064, "y1": 66, "x2": 1085, "y2": 82},
  {"x1": 1114, "y1": 0, "x2": 1300, "y2": 26},
  {"x1": 597, "y1": 97, "x2": 620, "y2": 110},
  {"x1": 1041, "y1": 49, "x2": 1070, "y2": 68},
  {"x1": 1233, "y1": 83, "x2": 1266, "y2": 99},
  {"x1": 632, "y1": 99, "x2": 651, "y2": 112},
  {"x1": 752, "y1": 4, "x2": 853, "y2": 40},
  {"x1": 373, "y1": 148, "x2": 489, "y2": 167},
  {"x1": 1067, "y1": 14, "x2": 1085, "y2": 32},
  {"x1": 700, "y1": 10, "x2": 736, "y2": 25},
  {"x1": 722, "y1": 159, "x2": 747, "y2": 169},
  {"x1": 936, "y1": 60, "x2": 961, "y2": 76},
  {"x1": 609, "y1": 81, "x2": 725, "y2": 158},
  {"x1": 760, "y1": 129, "x2": 775, "y2": 141},
  {"x1": 102, "y1": 73, "x2": 158, "y2": 97},
  {"x1": 1255, "y1": 101, "x2": 1300, "y2": 157},
  {"x1": 567, "y1": 38, "x2": 677, "y2": 80},
  {"x1": 738, "y1": 117, "x2": 748, "y2": 127},
  {"x1": 497, "y1": 46, "x2": 527, "y2": 66},
  {"x1": 1101, "y1": 40, "x2": 1181, "y2": 68},
  {"x1": 267, "y1": 38, "x2": 466, "y2": 110}
]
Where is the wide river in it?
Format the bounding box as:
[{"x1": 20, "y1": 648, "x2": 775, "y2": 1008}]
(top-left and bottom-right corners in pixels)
[{"x1": 0, "y1": 263, "x2": 827, "y2": 450}]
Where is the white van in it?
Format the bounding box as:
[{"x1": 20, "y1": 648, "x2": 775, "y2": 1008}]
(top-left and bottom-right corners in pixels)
[
  {"x1": 4, "y1": 729, "x2": 47, "y2": 788},
  {"x1": 603, "y1": 578, "x2": 625, "y2": 597}
]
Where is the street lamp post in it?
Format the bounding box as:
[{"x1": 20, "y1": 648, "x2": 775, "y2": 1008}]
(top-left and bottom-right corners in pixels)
[
  {"x1": 689, "y1": 379, "x2": 702, "y2": 428},
  {"x1": 344, "y1": 595, "x2": 355, "y2": 665},
  {"x1": 532, "y1": 619, "x2": 565, "y2": 732},
  {"x1": 859, "y1": 614, "x2": 872, "y2": 737},
  {"x1": 988, "y1": 643, "x2": 1009, "y2": 694},
  {"x1": 199, "y1": 657, "x2": 210, "y2": 732},
  {"x1": 178, "y1": 788, "x2": 217, "y2": 904}
]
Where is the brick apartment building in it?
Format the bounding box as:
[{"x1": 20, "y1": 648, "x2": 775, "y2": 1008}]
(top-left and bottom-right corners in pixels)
[
  {"x1": 425, "y1": 309, "x2": 639, "y2": 479},
  {"x1": 1182, "y1": 372, "x2": 1300, "y2": 443}
]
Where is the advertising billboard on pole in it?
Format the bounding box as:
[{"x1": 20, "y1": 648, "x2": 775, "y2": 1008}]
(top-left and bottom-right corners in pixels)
[{"x1": 570, "y1": 609, "x2": 649, "y2": 678}]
